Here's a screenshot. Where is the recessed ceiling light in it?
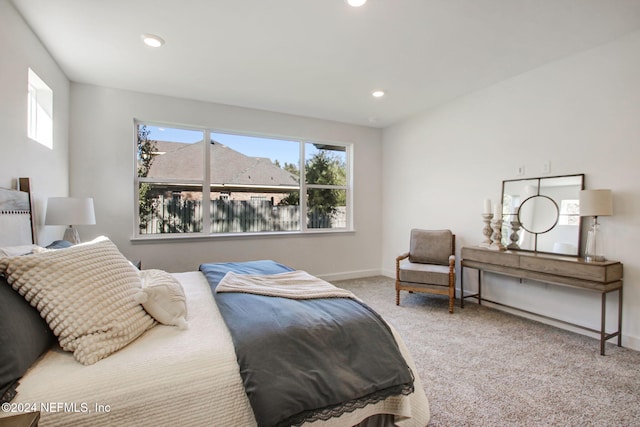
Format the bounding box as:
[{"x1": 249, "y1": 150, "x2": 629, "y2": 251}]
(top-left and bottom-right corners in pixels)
[
  {"x1": 372, "y1": 90, "x2": 385, "y2": 98},
  {"x1": 346, "y1": 0, "x2": 367, "y2": 7},
  {"x1": 142, "y1": 34, "x2": 165, "y2": 48}
]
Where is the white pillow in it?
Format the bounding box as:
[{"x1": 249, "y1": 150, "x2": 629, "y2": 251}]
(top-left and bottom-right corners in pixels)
[
  {"x1": 0, "y1": 244, "x2": 39, "y2": 257},
  {"x1": 0, "y1": 236, "x2": 155, "y2": 365},
  {"x1": 135, "y1": 269, "x2": 188, "y2": 330}
]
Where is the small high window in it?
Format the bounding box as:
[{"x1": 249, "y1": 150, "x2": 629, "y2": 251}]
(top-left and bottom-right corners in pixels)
[{"x1": 27, "y1": 68, "x2": 53, "y2": 149}]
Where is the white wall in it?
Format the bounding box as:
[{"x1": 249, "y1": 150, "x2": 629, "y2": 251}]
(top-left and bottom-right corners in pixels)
[
  {"x1": 0, "y1": 0, "x2": 70, "y2": 245},
  {"x1": 5, "y1": 0, "x2": 638, "y2": 349},
  {"x1": 382, "y1": 30, "x2": 640, "y2": 350},
  {"x1": 69, "y1": 84, "x2": 383, "y2": 278}
]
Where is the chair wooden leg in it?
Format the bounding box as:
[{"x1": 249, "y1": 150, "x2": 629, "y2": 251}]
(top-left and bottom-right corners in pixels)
[
  {"x1": 395, "y1": 282, "x2": 400, "y2": 306},
  {"x1": 448, "y1": 286, "x2": 455, "y2": 314}
]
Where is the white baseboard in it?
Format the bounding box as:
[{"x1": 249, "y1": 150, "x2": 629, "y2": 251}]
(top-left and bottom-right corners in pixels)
[
  {"x1": 317, "y1": 268, "x2": 382, "y2": 282},
  {"x1": 460, "y1": 293, "x2": 640, "y2": 353},
  {"x1": 380, "y1": 268, "x2": 394, "y2": 279},
  {"x1": 622, "y1": 333, "x2": 640, "y2": 352}
]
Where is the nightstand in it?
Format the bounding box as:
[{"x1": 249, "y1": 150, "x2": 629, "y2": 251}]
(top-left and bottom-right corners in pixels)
[{"x1": 0, "y1": 412, "x2": 40, "y2": 427}]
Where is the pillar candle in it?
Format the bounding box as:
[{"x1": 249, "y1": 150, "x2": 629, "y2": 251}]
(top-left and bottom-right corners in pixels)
[
  {"x1": 493, "y1": 203, "x2": 502, "y2": 219},
  {"x1": 483, "y1": 199, "x2": 491, "y2": 214}
]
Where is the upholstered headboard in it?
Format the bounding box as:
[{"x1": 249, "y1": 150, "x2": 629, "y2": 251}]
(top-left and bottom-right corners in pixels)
[{"x1": 0, "y1": 178, "x2": 35, "y2": 246}]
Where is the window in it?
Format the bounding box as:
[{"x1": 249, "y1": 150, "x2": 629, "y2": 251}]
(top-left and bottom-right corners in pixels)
[
  {"x1": 135, "y1": 123, "x2": 352, "y2": 237},
  {"x1": 27, "y1": 68, "x2": 53, "y2": 149},
  {"x1": 304, "y1": 143, "x2": 348, "y2": 229}
]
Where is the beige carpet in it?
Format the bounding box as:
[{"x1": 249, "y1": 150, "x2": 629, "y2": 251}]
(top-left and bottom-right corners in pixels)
[{"x1": 333, "y1": 276, "x2": 640, "y2": 427}]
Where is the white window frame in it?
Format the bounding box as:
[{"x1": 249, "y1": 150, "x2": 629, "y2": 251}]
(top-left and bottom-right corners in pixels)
[
  {"x1": 27, "y1": 68, "x2": 53, "y2": 149},
  {"x1": 133, "y1": 121, "x2": 354, "y2": 239},
  {"x1": 300, "y1": 142, "x2": 352, "y2": 232}
]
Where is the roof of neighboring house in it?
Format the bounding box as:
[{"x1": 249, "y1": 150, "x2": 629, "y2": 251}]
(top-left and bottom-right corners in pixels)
[
  {"x1": 146, "y1": 140, "x2": 299, "y2": 189},
  {"x1": 152, "y1": 141, "x2": 184, "y2": 155}
]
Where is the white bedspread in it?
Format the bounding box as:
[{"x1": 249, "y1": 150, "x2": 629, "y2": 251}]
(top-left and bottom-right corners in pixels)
[{"x1": 6, "y1": 272, "x2": 430, "y2": 426}]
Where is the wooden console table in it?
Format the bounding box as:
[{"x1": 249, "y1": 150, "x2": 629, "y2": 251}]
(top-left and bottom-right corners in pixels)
[{"x1": 460, "y1": 246, "x2": 623, "y2": 355}]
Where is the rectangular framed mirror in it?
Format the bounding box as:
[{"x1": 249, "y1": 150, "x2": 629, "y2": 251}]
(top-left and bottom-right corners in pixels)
[{"x1": 501, "y1": 174, "x2": 584, "y2": 256}]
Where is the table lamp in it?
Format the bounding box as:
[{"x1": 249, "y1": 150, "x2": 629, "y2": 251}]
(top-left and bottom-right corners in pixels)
[
  {"x1": 45, "y1": 197, "x2": 96, "y2": 244},
  {"x1": 579, "y1": 189, "x2": 612, "y2": 262}
]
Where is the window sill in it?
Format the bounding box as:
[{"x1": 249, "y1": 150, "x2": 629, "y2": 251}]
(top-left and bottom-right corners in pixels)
[{"x1": 130, "y1": 228, "x2": 355, "y2": 244}]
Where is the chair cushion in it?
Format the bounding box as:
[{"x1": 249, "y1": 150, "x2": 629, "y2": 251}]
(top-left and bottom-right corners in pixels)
[
  {"x1": 399, "y1": 259, "x2": 451, "y2": 287},
  {"x1": 408, "y1": 229, "x2": 452, "y2": 265}
]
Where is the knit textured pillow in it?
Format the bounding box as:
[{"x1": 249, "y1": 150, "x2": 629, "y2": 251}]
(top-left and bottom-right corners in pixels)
[{"x1": 0, "y1": 236, "x2": 155, "y2": 365}]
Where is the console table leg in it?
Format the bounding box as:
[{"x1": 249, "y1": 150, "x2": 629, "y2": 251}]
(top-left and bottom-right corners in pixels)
[
  {"x1": 618, "y1": 287, "x2": 623, "y2": 347},
  {"x1": 601, "y1": 293, "x2": 606, "y2": 356},
  {"x1": 478, "y1": 270, "x2": 482, "y2": 306},
  {"x1": 460, "y1": 266, "x2": 465, "y2": 308}
]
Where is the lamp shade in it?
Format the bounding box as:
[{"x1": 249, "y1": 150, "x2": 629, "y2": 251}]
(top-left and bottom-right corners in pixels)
[
  {"x1": 45, "y1": 197, "x2": 96, "y2": 226},
  {"x1": 579, "y1": 190, "x2": 613, "y2": 217}
]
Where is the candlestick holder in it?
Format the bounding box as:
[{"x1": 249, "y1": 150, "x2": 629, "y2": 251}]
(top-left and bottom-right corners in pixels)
[
  {"x1": 507, "y1": 218, "x2": 521, "y2": 250},
  {"x1": 489, "y1": 218, "x2": 506, "y2": 251},
  {"x1": 479, "y1": 213, "x2": 493, "y2": 247}
]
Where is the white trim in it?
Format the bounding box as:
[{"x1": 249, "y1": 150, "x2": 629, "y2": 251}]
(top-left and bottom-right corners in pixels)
[
  {"x1": 316, "y1": 268, "x2": 382, "y2": 282},
  {"x1": 131, "y1": 228, "x2": 356, "y2": 243},
  {"x1": 300, "y1": 140, "x2": 308, "y2": 232},
  {"x1": 461, "y1": 298, "x2": 639, "y2": 351},
  {"x1": 202, "y1": 129, "x2": 211, "y2": 234},
  {"x1": 623, "y1": 333, "x2": 640, "y2": 352},
  {"x1": 381, "y1": 268, "x2": 395, "y2": 278}
]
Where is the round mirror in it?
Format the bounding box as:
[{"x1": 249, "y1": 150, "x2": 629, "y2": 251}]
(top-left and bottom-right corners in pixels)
[{"x1": 517, "y1": 195, "x2": 559, "y2": 234}]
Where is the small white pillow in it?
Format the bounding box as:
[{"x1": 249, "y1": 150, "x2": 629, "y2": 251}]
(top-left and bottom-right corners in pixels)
[
  {"x1": 0, "y1": 236, "x2": 156, "y2": 365},
  {"x1": 135, "y1": 269, "x2": 188, "y2": 330},
  {"x1": 0, "y1": 244, "x2": 39, "y2": 257}
]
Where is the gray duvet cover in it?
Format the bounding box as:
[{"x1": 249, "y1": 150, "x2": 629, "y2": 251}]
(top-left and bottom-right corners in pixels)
[{"x1": 201, "y1": 261, "x2": 413, "y2": 427}]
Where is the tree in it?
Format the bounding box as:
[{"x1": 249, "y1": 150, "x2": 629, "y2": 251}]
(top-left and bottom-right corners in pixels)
[
  {"x1": 277, "y1": 150, "x2": 346, "y2": 227},
  {"x1": 282, "y1": 162, "x2": 300, "y2": 178},
  {"x1": 137, "y1": 125, "x2": 156, "y2": 178},
  {"x1": 137, "y1": 125, "x2": 157, "y2": 230},
  {"x1": 305, "y1": 151, "x2": 346, "y2": 227},
  {"x1": 305, "y1": 151, "x2": 346, "y2": 185},
  {"x1": 275, "y1": 159, "x2": 299, "y2": 178},
  {"x1": 278, "y1": 161, "x2": 301, "y2": 206}
]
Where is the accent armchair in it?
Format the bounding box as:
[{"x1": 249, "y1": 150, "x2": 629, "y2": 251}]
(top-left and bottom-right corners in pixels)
[{"x1": 395, "y1": 229, "x2": 456, "y2": 313}]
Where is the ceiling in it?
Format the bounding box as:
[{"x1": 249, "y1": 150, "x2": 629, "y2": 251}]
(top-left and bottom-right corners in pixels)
[{"x1": 11, "y1": 0, "x2": 640, "y2": 128}]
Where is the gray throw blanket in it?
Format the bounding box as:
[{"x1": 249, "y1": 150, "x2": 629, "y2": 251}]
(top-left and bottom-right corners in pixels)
[{"x1": 207, "y1": 269, "x2": 414, "y2": 427}]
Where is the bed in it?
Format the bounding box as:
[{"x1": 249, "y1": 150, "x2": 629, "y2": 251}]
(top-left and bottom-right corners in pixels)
[{"x1": 0, "y1": 179, "x2": 430, "y2": 427}]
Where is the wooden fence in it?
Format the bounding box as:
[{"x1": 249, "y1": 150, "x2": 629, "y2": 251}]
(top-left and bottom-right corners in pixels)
[{"x1": 139, "y1": 198, "x2": 345, "y2": 234}]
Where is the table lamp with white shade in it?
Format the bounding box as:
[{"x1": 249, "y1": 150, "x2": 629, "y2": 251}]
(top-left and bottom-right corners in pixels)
[
  {"x1": 579, "y1": 189, "x2": 613, "y2": 262},
  {"x1": 45, "y1": 197, "x2": 96, "y2": 244}
]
